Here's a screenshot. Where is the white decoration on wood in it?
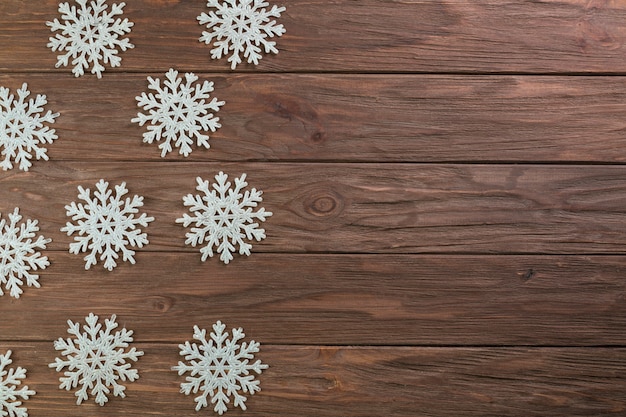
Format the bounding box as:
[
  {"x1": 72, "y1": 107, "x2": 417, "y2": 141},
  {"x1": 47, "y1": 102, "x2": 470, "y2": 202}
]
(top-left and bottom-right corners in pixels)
[
  {"x1": 0, "y1": 208, "x2": 51, "y2": 299},
  {"x1": 198, "y1": 0, "x2": 286, "y2": 69},
  {"x1": 47, "y1": 0, "x2": 134, "y2": 78},
  {"x1": 173, "y1": 321, "x2": 268, "y2": 415},
  {"x1": 0, "y1": 83, "x2": 59, "y2": 171},
  {"x1": 132, "y1": 68, "x2": 225, "y2": 157},
  {"x1": 0, "y1": 350, "x2": 35, "y2": 417},
  {"x1": 61, "y1": 179, "x2": 154, "y2": 271},
  {"x1": 49, "y1": 313, "x2": 143, "y2": 406},
  {"x1": 176, "y1": 172, "x2": 272, "y2": 264}
]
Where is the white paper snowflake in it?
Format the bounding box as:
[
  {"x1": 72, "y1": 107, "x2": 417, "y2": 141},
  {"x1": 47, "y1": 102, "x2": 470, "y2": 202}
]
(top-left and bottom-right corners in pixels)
[
  {"x1": 61, "y1": 179, "x2": 154, "y2": 271},
  {"x1": 173, "y1": 321, "x2": 268, "y2": 415},
  {"x1": 0, "y1": 208, "x2": 51, "y2": 299},
  {"x1": 198, "y1": 0, "x2": 286, "y2": 69},
  {"x1": 131, "y1": 68, "x2": 225, "y2": 158},
  {"x1": 0, "y1": 350, "x2": 35, "y2": 417},
  {"x1": 176, "y1": 172, "x2": 272, "y2": 264},
  {"x1": 49, "y1": 313, "x2": 143, "y2": 406},
  {"x1": 0, "y1": 83, "x2": 59, "y2": 172},
  {"x1": 47, "y1": 0, "x2": 134, "y2": 78}
]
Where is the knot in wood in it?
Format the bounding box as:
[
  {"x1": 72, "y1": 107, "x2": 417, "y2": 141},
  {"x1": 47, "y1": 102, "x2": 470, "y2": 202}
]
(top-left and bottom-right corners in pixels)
[
  {"x1": 521, "y1": 268, "x2": 535, "y2": 282},
  {"x1": 303, "y1": 188, "x2": 344, "y2": 218},
  {"x1": 151, "y1": 296, "x2": 173, "y2": 313},
  {"x1": 310, "y1": 130, "x2": 327, "y2": 144}
]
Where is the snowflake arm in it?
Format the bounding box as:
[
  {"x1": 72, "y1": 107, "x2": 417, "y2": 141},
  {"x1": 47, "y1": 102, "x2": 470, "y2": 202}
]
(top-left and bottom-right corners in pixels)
[
  {"x1": 49, "y1": 313, "x2": 143, "y2": 406},
  {"x1": 0, "y1": 83, "x2": 59, "y2": 172},
  {"x1": 47, "y1": 0, "x2": 134, "y2": 78},
  {"x1": 173, "y1": 321, "x2": 268, "y2": 415},
  {"x1": 198, "y1": 0, "x2": 286, "y2": 69},
  {"x1": 61, "y1": 180, "x2": 154, "y2": 271},
  {"x1": 0, "y1": 350, "x2": 35, "y2": 417},
  {"x1": 176, "y1": 172, "x2": 272, "y2": 264},
  {"x1": 0, "y1": 208, "x2": 51, "y2": 299},
  {"x1": 131, "y1": 69, "x2": 225, "y2": 157}
]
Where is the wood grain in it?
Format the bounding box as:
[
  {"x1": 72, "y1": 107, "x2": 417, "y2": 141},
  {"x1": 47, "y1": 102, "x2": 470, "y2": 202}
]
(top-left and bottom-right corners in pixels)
[
  {"x1": 0, "y1": 254, "x2": 625, "y2": 346},
  {"x1": 3, "y1": 74, "x2": 626, "y2": 163},
  {"x1": 3, "y1": 162, "x2": 626, "y2": 254},
  {"x1": 2, "y1": 1, "x2": 626, "y2": 416},
  {"x1": 1, "y1": 344, "x2": 624, "y2": 417},
  {"x1": 3, "y1": 1, "x2": 626, "y2": 73}
]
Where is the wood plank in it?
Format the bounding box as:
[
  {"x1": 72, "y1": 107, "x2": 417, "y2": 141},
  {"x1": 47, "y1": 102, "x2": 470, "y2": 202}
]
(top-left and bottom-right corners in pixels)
[
  {"x1": 3, "y1": 74, "x2": 626, "y2": 163},
  {"x1": 3, "y1": 1, "x2": 626, "y2": 73},
  {"x1": 0, "y1": 344, "x2": 624, "y2": 416},
  {"x1": 1, "y1": 254, "x2": 625, "y2": 345},
  {"x1": 3, "y1": 162, "x2": 626, "y2": 254}
]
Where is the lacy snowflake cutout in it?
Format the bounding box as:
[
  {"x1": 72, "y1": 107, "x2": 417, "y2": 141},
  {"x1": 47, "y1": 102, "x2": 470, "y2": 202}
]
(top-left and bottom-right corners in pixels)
[
  {"x1": 198, "y1": 0, "x2": 286, "y2": 69},
  {"x1": 0, "y1": 83, "x2": 59, "y2": 172},
  {"x1": 176, "y1": 172, "x2": 272, "y2": 264},
  {"x1": 49, "y1": 313, "x2": 143, "y2": 406},
  {"x1": 173, "y1": 321, "x2": 268, "y2": 415},
  {"x1": 0, "y1": 208, "x2": 51, "y2": 299},
  {"x1": 131, "y1": 68, "x2": 225, "y2": 158},
  {"x1": 0, "y1": 351, "x2": 35, "y2": 417},
  {"x1": 61, "y1": 180, "x2": 154, "y2": 271},
  {"x1": 47, "y1": 0, "x2": 134, "y2": 78}
]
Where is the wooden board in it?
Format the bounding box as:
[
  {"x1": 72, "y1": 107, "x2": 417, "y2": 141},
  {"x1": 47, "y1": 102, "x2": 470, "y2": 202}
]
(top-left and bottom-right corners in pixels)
[
  {"x1": 4, "y1": 163, "x2": 626, "y2": 254},
  {"x1": 4, "y1": 74, "x2": 626, "y2": 163},
  {"x1": 1, "y1": 344, "x2": 624, "y2": 417},
  {"x1": 1, "y1": 254, "x2": 625, "y2": 346},
  {"x1": 3, "y1": 1, "x2": 626, "y2": 73},
  {"x1": 1, "y1": 1, "x2": 625, "y2": 416}
]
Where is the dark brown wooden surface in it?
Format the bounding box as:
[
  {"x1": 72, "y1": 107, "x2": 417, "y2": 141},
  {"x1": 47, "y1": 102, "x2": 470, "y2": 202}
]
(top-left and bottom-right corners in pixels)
[
  {"x1": 1, "y1": 343, "x2": 625, "y2": 417},
  {"x1": 1, "y1": 254, "x2": 626, "y2": 346},
  {"x1": 5, "y1": 162, "x2": 626, "y2": 254},
  {"x1": 4, "y1": 0, "x2": 626, "y2": 73},
  {"x1": 1, "y1": 1, "x2": 626, "y2": 416},
  {"x1": 4, "y1": 74, "x2": 626, "y2": 163}
]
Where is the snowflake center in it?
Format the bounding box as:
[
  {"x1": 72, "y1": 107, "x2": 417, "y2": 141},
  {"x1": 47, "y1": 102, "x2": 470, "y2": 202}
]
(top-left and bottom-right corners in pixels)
[
  {"x1": 87, "y1": 349, "x2": 102, "y2": 362},
  {"x1": 0, "y1": 233, "x2": 21, "y2": 264},
  {"x1": 6, "y1": 115, "x2": 28, "y2": 140},
  {"x1": 170, "y1": 101, "x2": 194, "y2": 125},
  {"x1": 207, "y1": 357, "x2": 232, "y2": 377},
  {"x1": 202, "y1": 206, "x2": 238, "y2": 231},
  {"x1": 0, "y1": 243, "x2": 17, "y2": 264},
  {"x1": 232, "y1": 11, "x2": 253, "y2": 35},
  {"x1": 78, "y1": 15, "x2": 97, "y2": 41},
  {"x1": 217, "y1": 207, "x2": 236, "y2": 228}
]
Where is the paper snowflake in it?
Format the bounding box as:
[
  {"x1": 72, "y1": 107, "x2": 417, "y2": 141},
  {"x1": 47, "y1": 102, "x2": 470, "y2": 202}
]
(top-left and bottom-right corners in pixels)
[
  {"x1": 47, "y1": 0, "x2": 134, "y2": 78},
  {"x1": 0, "y1": 83, "x2": 59, "y2": 172},
  {"x1": 0, "y1": 208, "x2": 51, "y2": 299},
  {"x1": 61, "y1": 179, "x2": 154, "y2": 271},
  {"x1": 131, "y1": 68, "x2": 225, "y2": 158},
  {"x1": 0, "y1": 350, "x2": 35, "y2": 417},
  {"x1": 198, "y1": 0, "x2": 286, "y2": 69},
  {"x1": 176, "y1": 172, "x2": 272, "y2": 264},
  {"x1": 49, "y1": 313, "x2": 143, "y2": 406},
  {"x1": 173, "y1": 321, "x2": 268, "y2": 415}
]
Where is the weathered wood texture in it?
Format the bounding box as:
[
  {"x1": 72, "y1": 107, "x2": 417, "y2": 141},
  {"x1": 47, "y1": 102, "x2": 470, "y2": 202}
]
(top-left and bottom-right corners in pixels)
[
  {"x1": 1, "y1": 344, "x2": 624, "y2": 417},
  {"x1": 2, "y1": 1, "x2": 626, "y2": 416},
  {"x1": 1, "y1": 254, "x2": 625, "y2": 346},
  {"x1": 3, "y1": 74, "x2": 626, "y2": 163},
  {"x1": 3, "y1": 162, "x2": 626, "y2": 254},
  {"x1": 3, "y1": 1, "x2": 626, "y2": 73}
]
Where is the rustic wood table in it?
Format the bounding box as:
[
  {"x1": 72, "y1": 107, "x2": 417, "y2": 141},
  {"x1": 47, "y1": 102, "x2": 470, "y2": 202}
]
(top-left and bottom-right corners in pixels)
[{"x1": 1, "y1": 1, "x2": 626, "y2": 416}]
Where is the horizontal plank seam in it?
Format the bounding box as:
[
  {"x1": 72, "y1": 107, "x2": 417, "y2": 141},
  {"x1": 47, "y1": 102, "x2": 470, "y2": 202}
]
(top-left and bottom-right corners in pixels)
[
  {"x1": 1, "y1": 340, "x2": 625, "y2": 349},
  {"x1": 37, "y1": 249, "x2": 626, "y2": 256},
  {"x1": 9, "y1": 69, "x2": 626, "y2": 76},
  {"x1": 41, "y1": 159, "x2": 626, "y2": 166},
  {"x1": 22, "y1": 161, "x2": 626, "y2": 168}
]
